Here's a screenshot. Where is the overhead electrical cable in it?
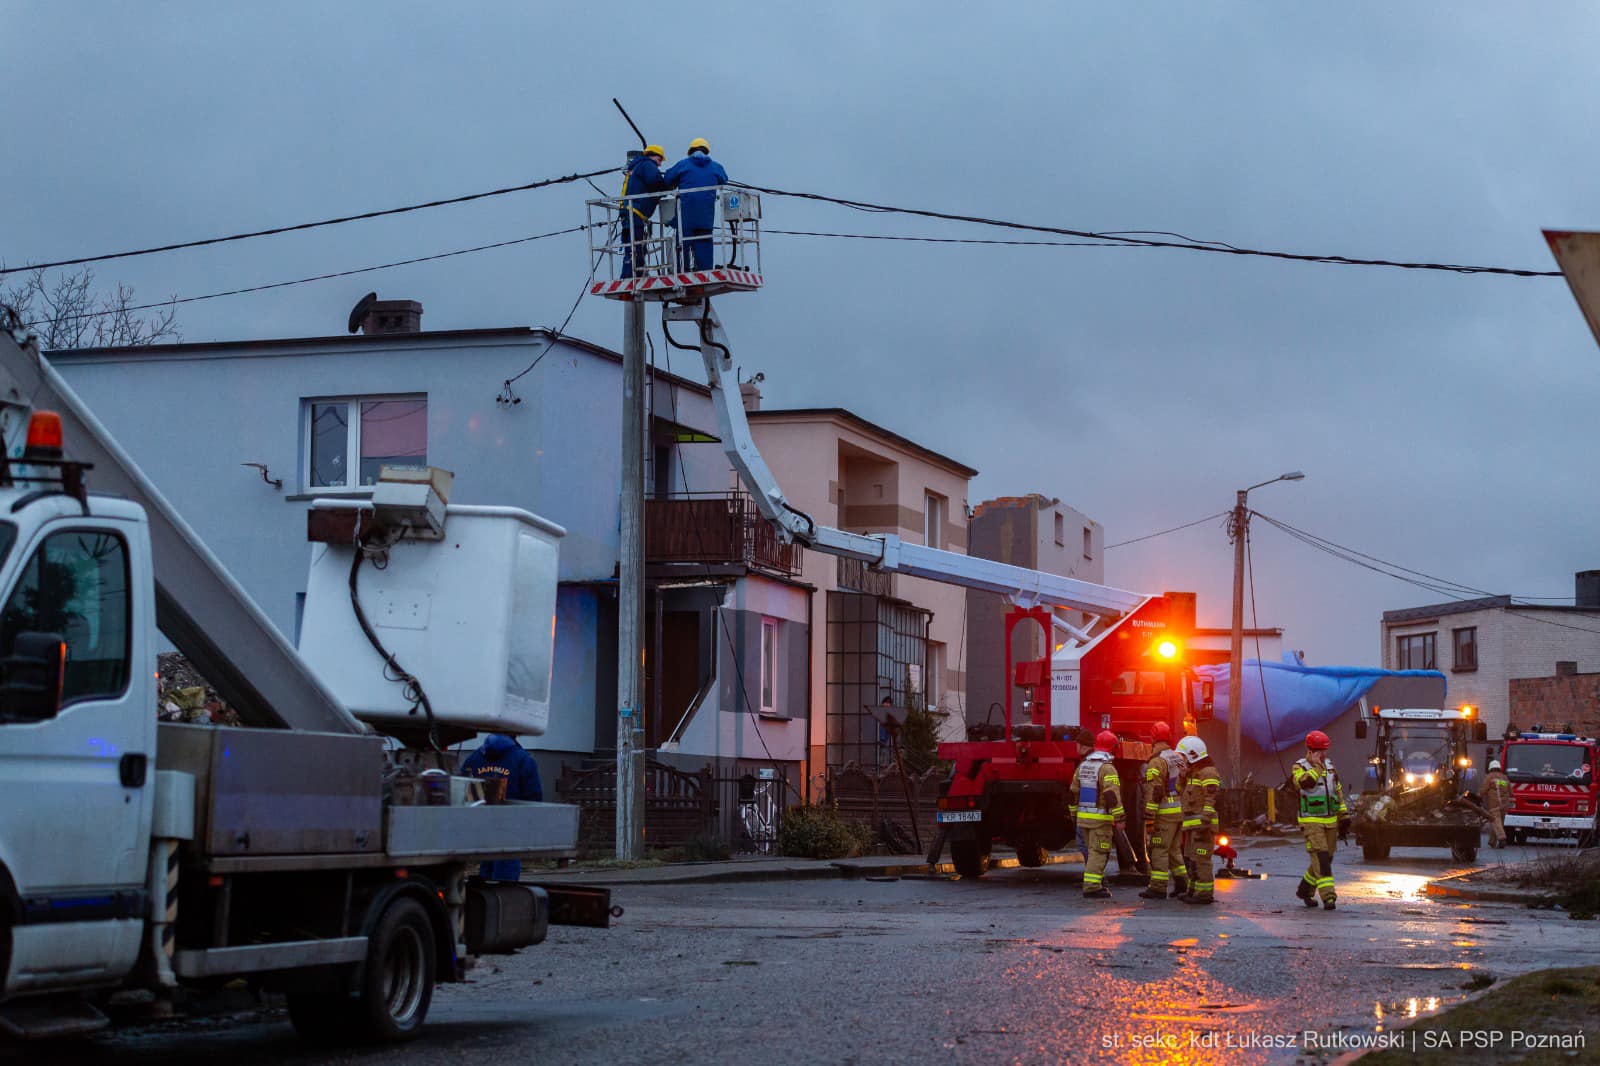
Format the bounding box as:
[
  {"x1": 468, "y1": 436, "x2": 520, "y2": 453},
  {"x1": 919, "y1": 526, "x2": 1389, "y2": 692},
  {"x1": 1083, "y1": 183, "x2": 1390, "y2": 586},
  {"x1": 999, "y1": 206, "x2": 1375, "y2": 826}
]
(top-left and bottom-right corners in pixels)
[
  {"x1": 23, "y1": 225, "x2": 591, "y2": 332},
  {"x1": 0, "y1": 167, "x2": 617, "y2": 276},
  {"x1": 1105, "y1": 512, "x2": 1230, "y2": 550},
  {"x1": 737, "y1": 182, "x2": 1562, "y2": 278}
]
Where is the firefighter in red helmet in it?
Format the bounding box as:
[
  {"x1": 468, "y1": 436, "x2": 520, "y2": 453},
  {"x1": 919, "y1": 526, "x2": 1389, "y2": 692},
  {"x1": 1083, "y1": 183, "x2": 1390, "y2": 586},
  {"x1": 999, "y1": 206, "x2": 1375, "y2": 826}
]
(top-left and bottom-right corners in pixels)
[
  {"x1": 1292, "y1": 730, "x2": 1347, "y2": 910},
  {"x1": 1071, "y1": 730, "x2": 1124, "y2": 899}
]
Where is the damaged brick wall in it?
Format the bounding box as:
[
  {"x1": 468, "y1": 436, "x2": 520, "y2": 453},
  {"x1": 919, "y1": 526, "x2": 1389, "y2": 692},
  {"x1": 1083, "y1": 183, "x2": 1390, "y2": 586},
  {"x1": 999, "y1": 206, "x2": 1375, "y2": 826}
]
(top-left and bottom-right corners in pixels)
[{"x1": 1509, "y1": 672, "x2": 1600, "y2": 736}]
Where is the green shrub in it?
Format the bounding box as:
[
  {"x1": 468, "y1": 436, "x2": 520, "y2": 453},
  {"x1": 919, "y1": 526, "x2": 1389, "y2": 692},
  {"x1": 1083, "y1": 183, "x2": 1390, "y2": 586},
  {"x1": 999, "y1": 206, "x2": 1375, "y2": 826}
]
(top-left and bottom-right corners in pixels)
[
  {"x1": 779, "y1": 805, "x2": 875, "y2": 859},
  {"x1": 898, "y1": 693, "x2": 949, "y2": 778}
]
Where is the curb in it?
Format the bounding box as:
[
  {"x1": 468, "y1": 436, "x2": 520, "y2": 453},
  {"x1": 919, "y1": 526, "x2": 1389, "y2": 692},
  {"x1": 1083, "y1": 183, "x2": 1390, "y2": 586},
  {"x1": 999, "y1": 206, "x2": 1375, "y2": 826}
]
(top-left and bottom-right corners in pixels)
[
  {"x1": 528, "y1": 850, "x2": 1171, "y2": 888},
  {"x1": 1422, "y1": 870, "x2": 1556, "y2": 905}
]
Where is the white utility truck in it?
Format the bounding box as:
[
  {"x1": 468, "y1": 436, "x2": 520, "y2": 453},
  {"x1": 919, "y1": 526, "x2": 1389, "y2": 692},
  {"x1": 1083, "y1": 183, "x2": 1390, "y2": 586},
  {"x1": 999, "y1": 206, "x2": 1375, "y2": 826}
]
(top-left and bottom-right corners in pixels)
[{"x1": 0, "y1": 305, "x2": 600, "y2": 1044}]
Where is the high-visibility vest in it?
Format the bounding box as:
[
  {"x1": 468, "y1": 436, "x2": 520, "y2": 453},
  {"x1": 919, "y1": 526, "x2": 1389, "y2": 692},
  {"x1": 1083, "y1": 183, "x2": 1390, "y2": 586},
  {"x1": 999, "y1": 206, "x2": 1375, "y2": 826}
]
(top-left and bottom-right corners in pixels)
[
  {"x1": 1073, "y1": 754, "x2": 1123, "y2": 824},
  {"x1": 1292, "y1": 757, "x2": 1347, "y2": 825}
]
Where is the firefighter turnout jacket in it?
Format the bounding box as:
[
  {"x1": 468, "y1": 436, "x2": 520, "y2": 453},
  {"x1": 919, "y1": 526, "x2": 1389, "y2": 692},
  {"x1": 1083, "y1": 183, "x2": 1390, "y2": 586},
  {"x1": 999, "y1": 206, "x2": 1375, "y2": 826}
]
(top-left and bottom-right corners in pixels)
[
  {"x1": 1072, "y1": 752, "x2": 1124, "y2": 825},
  {"x1": 1181, "y1": 760, "x2": 1221, "y2": 834},
  {"x1": 1143, "y1": 744, "x2": 1186, "y2": 820},
  {"x1": 1482, "y1": 769, "x2": 1513, "y2": 814},
  {"x1": 1291, "y1": 757, "x2": 1347, "y2": 825}
]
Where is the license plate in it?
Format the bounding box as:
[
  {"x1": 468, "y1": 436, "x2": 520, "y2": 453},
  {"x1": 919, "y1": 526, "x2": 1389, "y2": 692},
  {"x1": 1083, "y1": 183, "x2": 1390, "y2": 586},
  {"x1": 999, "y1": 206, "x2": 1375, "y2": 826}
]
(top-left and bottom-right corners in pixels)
[{"x1": 937, "y1": 810, "x2": 982, "y2": 823}]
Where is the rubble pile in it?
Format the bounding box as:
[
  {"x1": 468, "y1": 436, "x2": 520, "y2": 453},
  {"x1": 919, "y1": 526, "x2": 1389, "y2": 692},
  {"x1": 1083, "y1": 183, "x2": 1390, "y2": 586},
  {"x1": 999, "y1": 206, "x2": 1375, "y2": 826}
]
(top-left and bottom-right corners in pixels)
[{"x1": 156, "y1": 653, "x2": 242, "y2": 727}]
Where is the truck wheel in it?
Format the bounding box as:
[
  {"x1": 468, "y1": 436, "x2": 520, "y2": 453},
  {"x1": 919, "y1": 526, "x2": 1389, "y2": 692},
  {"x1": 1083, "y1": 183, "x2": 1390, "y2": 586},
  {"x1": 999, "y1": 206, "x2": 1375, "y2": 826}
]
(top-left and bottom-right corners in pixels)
[
  {"x1": 355, "y1": 897, "x2": 436, "y2": 1043},
  {"x1": 1015, "y1": 841, "x2": 1047, "y2": 868},
  {"x1": 1361, "y1": 843, "x2": 1389, "y2": 861},
  {"x1": 951, "y1": 840, "x2": 989, "y2": 879},
  {"x1": 1450, "y1": 843, "x2": 1478, "y2": 864}
]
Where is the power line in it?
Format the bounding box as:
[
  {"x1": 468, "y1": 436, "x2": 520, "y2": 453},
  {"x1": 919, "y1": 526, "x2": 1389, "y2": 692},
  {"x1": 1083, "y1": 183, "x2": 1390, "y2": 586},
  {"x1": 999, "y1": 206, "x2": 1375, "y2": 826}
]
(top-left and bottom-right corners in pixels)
[
  {"x1": 0, "y1": 167, "x2": 617, "y2": 277},
  {"x1": 766, "y1": 229, "x2": 1132, "y2": 249},
  {"x1": 23, "y1": 225, "x2": 591, "y2": 332},
  {"x1": 738, "y1": 182, "x2": 1563, "y2": 278},
  {"x1": 1105, "y1": 512, "x2": 1229, "y2": 550}
]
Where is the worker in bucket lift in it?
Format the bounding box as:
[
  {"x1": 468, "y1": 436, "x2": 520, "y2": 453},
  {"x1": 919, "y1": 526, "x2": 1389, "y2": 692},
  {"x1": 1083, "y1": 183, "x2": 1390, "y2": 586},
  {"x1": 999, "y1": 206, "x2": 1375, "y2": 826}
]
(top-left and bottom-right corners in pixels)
[
  {"x1": 460, "y1": 734, "x2": 545, "y2": 881},
  {"x1": 1176, "y1": 735, "x2": 1221, "y2": 905},
  {"x1": 664, "y1": 137, "x2": 729, "y2": 271},
  {"x1": 619, "y1": 145, "x2": 668, "y2": 278},
  {"x1": 1291, "y1": 730, "x2": 1347, "y2": 910},
  {"x1": 1482, "y1": 758, "x2": 1512, "y2": 849},
  {"x1": 1071, "y1": 730, "x2": 1125, "y2": 899},
  {"x1": 1139, "y1": 721, "x2": 1189, "y2": 900}
]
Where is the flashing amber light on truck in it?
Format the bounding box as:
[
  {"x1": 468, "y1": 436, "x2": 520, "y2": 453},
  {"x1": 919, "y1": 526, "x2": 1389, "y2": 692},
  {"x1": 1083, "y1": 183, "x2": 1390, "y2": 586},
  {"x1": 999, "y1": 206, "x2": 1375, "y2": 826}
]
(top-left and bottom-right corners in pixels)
[
  {"x1": 23, "y1": 410, "x2": 64, "y2": 459},
  {"x1": 1155, "y1": 640, "x2": 1179, "y2": 660},
  {"x1": 1459, "y1": 705, "x2": 1475, "y2": 718}
]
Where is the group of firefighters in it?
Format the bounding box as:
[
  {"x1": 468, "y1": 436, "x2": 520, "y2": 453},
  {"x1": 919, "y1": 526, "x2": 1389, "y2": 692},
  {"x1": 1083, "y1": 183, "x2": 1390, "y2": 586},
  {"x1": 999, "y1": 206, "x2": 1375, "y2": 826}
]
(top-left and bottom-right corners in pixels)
[{"x1": 1071, "y1": 724, "x2": 1353, "y2": 910}]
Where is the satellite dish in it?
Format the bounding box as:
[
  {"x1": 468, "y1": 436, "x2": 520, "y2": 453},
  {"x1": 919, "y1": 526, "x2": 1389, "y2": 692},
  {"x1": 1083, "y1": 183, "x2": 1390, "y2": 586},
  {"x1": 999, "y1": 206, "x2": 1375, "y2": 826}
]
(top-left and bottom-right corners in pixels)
[{"x1": 347, "y1": 292, "x2": 378, "y2": 334}]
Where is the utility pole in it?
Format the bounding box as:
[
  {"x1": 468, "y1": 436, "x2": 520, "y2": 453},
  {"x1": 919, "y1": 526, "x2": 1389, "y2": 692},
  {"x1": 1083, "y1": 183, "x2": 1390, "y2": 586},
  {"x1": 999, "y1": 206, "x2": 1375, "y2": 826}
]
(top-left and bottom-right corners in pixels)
[
  {"x1": 616, "y1": 185, "x2": 648, "y2": 861},
  {"x1": 1226, "y1": 471, "x2": 1305, "y2": 789},
  {"x1": 1227, "y1": 492, "x2": 1248, "y2": 790}
]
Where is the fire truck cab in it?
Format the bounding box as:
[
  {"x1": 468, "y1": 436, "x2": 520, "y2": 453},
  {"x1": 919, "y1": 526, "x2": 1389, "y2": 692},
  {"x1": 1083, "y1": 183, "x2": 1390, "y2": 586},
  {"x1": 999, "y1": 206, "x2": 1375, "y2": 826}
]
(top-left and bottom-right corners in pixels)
[
  {"x1": 1500, "y1": 730, "x2": 1599, "y2": 847},
  {"x1": 932, "y1": 596, "x2": 1210, "y2": 877}
]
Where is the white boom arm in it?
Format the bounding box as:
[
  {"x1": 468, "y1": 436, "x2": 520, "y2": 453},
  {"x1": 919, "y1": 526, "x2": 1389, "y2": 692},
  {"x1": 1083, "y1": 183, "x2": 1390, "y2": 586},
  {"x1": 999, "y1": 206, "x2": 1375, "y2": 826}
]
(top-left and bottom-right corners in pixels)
[
  {"x1": 668, "y1": 302, "x2": 1148, "y2": 625},
  {"x1": 0, "y1": 314, "x2": 366, "y2": 735}
]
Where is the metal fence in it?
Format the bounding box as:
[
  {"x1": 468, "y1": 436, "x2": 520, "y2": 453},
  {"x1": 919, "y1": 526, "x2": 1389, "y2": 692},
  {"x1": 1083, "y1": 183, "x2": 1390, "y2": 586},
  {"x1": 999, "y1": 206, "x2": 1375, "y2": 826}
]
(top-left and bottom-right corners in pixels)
[
  {"x1": 646, "y1": 492, "x2": 801, "y2": 578},
  {"x1": 710, "y1": 766, "x2": 790, "y2": 854}
]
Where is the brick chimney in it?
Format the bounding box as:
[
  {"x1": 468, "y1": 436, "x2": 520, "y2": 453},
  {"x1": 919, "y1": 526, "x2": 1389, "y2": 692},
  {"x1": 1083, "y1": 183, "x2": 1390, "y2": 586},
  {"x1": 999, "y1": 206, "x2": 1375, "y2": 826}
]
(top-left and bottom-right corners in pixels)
[{"x1": 360, "y1": 299, "x2": 424, "y2": 335}]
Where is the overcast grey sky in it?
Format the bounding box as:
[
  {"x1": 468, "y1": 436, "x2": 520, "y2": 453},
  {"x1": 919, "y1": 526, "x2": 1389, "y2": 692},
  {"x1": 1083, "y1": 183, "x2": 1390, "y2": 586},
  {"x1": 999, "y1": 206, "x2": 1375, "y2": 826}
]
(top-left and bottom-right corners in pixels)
[{"x1": 3, "y1": 2, "x2": 1596, "y2": 668}]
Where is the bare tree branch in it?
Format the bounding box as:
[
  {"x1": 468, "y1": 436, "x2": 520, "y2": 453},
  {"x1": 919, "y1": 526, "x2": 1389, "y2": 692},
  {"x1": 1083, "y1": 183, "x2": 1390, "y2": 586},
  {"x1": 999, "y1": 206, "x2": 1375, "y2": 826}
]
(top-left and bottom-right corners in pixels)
[{"x1": 1, "y1": 265, "x2": 181, "y2": 349}]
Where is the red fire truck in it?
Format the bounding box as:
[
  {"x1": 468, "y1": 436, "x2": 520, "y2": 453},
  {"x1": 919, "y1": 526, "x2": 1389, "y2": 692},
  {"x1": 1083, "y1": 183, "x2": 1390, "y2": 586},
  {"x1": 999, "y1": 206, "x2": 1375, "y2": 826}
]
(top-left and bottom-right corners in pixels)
[
  {"x1": 930, "y1": 597, "x2": 1210, "y2": 877},
  {"x1": 1500, "y1": 730, "x2": 1599, "y2": 847}
]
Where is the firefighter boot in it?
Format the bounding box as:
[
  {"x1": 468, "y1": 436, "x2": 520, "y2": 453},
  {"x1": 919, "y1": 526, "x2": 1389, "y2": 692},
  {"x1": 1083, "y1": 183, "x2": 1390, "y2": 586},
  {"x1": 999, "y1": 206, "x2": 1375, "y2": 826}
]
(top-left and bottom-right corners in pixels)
[
  {"x1": 1171, "y1": 875, "x2": 1190, "y2": 899},
  {"x1": 1139, "y1": 885, "x2": 1166, "y2": 900},
  {"x1": 1296, "y1": 875, "x2": 1318, "y2": 908}
]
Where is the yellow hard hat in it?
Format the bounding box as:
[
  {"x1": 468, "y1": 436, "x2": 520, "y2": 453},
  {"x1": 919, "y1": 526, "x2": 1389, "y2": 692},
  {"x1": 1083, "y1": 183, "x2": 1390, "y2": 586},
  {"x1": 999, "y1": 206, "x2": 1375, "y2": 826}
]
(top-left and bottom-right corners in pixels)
[
  {"x1": 643, "y1": 144, "x2": 666, "y2": 159},
  {"x1": 688, "y1": 137, "x2": 711, "y2": 154}
]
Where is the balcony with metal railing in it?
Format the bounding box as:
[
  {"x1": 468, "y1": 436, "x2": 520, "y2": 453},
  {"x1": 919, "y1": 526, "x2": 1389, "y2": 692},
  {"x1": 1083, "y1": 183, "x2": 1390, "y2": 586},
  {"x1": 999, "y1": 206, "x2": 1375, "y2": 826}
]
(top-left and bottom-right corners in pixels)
[{"x1": 645, "y1": 492, "x2": 801, "y2": 579}]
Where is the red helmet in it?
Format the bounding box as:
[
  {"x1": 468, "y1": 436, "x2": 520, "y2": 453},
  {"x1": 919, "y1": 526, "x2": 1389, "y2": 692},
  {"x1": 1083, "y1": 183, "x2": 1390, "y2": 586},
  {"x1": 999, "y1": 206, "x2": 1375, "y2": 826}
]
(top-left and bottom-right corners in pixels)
[
  {"x1": 1094, "y1": 730, "x2": 1118, "y2": 753},
  {"x1": 1150, "y1": 721, "x2": 1172, "y2": 742},
  {"x1": 1305, "y1": 730, "x2": 1330, "y2": 751}
]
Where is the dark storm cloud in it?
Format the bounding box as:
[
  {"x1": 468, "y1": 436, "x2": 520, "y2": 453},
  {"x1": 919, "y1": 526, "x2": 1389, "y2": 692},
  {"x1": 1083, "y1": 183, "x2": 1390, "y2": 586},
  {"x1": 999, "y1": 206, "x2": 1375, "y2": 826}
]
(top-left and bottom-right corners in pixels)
[{"x1": 3, "y1": 1, "x2": 1596, "y2": 664}]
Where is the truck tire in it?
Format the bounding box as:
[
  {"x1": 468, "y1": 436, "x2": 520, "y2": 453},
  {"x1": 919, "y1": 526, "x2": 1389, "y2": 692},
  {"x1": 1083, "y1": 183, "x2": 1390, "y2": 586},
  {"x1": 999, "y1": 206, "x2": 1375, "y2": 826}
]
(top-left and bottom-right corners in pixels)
[
  {"x1": 951, "y1": 840, "x2": 989, "y2": 879},
  {"x1": 1361, "y1": 842, "x2": 1389, "y2": 861},
  {"x1": 1015, "y1": 840, "x2": 1047, "y2": 868},
  {"x1": 1450, "y1": 843, "x2": 1478, "y2": 864},
  {"x1": 355, "y1": 897, "x2": 436, "y2": 1042}
]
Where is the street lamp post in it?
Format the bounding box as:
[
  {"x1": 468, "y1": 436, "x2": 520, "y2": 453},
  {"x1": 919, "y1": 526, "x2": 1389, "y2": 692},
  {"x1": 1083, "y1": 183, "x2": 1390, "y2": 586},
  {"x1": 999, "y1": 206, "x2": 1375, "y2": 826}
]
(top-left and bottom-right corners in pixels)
[{"x1": 1228, "y1": 471, "x2": 1305, "y2": 789}]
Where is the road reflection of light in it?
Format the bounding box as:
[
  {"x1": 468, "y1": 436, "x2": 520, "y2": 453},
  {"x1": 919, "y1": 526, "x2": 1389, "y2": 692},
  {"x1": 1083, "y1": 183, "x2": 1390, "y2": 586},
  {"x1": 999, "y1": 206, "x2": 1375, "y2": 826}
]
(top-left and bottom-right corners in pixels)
[
  {"x1": 1375, "y1": 873, "x2": 1430, "y2": 901},
  {"x1": 1452, "y1": 940, "x2": 1476, "y2": 948}
]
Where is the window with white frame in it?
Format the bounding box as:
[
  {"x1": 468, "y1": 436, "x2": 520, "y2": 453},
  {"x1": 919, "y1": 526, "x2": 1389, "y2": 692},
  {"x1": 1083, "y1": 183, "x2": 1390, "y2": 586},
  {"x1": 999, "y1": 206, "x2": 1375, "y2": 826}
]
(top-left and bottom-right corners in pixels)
[
  {"x1": 926, "y1": 641, "x2": 945, "y2": 711},
  {"x1": 925, "y1": 492, "x2": 946, "y2": 550},
  {"x1": 305, "y1": 396, "x2": 427, "y2": 491},
  {"x1": 759, "y1": 618, "x2": 778, "y2": 714}
]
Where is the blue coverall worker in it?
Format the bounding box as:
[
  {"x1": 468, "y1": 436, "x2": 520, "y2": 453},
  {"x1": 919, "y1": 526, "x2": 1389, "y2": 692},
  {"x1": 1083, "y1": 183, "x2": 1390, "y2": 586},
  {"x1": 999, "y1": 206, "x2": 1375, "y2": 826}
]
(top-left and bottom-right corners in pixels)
[
  {"x1": 619, "y1": 146, "x2": 667, "y2": 278},
  {"x1": 663, "y1": 138, "x2": 729, "y2": 271},
  {"x1": 461, "y1": 733, "x2": 545, "y2": 881}
]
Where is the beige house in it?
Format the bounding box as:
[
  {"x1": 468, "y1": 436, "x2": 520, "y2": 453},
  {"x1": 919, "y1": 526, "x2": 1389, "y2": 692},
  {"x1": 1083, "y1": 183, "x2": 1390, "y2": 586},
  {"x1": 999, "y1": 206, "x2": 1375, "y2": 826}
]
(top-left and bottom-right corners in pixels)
[{"x1": 747, "y1": 405, "x2": 976, "y2": 792}]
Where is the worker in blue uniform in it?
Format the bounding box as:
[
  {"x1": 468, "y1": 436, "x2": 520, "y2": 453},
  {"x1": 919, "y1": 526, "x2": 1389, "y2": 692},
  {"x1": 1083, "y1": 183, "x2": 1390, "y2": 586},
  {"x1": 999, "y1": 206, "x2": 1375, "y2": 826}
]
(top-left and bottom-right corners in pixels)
[
  {"x1": 663, "y1": 137, "x2": 729, "y2": 271},
  {"x1": 619, "y1": 145, "x2": 667, "y2": 277},
  {"x1": 460, "y1": 733, "x2": 544, "y2": 880}
]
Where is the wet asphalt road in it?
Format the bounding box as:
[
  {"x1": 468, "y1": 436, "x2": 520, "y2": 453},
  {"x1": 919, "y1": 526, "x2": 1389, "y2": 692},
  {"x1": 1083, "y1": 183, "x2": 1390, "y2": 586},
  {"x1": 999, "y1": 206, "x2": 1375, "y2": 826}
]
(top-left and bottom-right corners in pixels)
[{"x1": 12, "y1": 839, "x2": 1597, "y2": 1065}]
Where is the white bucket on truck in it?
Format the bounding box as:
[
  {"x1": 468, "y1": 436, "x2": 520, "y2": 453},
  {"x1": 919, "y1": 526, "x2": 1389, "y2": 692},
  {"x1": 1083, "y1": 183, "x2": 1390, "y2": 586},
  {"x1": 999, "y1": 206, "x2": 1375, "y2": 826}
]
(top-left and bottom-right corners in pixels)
[{"x1": 298, "y1": 504, "x2": 565, "y2": 737}]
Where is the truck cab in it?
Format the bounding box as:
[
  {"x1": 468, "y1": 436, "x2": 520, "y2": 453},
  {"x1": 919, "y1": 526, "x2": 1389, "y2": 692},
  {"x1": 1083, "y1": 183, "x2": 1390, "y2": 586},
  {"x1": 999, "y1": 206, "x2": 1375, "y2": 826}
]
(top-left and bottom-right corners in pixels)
[
  {"x1": 0, "y1": 473, "x2": 159, "y2": 996},
  {"x1": 1499, "y1": 731, "x2": 1599, "y2": 847},
  {"x1": 1351, "y1": 705, "x2": 1487, "y2": 862}
]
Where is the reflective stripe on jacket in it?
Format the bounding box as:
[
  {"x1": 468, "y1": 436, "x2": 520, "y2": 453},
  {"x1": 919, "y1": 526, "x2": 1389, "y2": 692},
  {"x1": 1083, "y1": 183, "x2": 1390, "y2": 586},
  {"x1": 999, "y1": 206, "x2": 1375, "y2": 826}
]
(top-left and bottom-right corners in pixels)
[
  {"x1": 1292, "y1": 757, "x2": 1347, "y2": 825},
  {"x1": 1482, "y1": 771, "x2": 1513, "y2": 814}
]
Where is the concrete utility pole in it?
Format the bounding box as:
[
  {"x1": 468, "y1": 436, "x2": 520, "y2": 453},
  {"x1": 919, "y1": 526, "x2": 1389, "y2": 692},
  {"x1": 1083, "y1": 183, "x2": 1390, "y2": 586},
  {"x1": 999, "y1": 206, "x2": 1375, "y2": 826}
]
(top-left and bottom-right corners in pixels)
[
  {"x1": 616, "y1": 267, "x2": 648, "y2": 860},
  {"x1": 1227, "y1": 471, "x2": 1305, "y2": 789}
]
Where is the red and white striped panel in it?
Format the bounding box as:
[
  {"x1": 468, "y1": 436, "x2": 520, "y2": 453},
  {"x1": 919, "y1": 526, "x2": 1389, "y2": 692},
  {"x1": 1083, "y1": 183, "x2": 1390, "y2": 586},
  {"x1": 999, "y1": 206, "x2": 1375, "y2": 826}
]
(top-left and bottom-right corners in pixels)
[
  {"x1": 1512, "y1": 783, "x2": 1588, "y2": 794},
  {"x1": 591, "y1": 269, "x2": 764, "y2": 299}
]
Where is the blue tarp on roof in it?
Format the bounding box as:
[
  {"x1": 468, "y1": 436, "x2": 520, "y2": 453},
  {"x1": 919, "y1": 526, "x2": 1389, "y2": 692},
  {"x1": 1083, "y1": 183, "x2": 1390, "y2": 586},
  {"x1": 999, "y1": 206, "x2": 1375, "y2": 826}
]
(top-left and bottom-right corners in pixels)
[{"x1": 1193, "y1": 656, "x2": 1447, "y2": 753}]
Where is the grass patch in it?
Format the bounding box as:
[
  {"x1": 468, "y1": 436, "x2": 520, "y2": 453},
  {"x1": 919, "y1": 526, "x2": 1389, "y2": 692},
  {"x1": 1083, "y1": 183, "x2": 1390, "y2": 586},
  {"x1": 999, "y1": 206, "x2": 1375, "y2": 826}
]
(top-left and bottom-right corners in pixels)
[{"x1": 1364, "y1": 965, "x2": 1600, "y2": 1065}]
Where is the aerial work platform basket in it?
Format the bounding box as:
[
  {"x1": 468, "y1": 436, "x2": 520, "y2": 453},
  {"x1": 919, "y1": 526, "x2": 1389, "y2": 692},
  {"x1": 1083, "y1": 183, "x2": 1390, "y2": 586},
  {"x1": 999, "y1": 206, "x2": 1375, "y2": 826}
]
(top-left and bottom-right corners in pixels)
[{"x1": 586, "y1": 185, "x2": 763, "y2": 301}]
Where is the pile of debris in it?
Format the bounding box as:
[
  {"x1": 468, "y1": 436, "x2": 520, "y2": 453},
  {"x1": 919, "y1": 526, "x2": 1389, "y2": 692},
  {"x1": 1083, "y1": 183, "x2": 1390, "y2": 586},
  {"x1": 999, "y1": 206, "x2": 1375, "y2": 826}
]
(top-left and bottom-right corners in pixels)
[{"x1": 156, "y1": 653, "x2": 242, "y2": 727}]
